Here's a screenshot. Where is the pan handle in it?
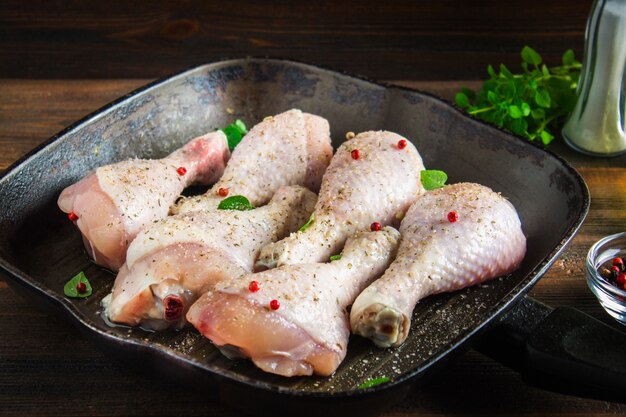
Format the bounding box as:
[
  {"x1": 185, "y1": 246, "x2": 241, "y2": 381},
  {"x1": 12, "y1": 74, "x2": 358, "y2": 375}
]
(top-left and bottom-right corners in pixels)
[{"x1": 474, "y1": 295, "x2": 626, "y2": 403}]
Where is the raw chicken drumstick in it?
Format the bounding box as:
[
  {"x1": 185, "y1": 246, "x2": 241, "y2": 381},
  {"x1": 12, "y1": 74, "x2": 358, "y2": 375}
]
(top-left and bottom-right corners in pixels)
[
  {"x1": 58, "y1": 131, "x2": 230, "y2": 271},
  {"x1": 187, "y1": 227, "x2": 400, "y2": 377},
  {"x1": 350, "y1": 182, "x2": 527, "y2": 348},
  {"x1": 103, "y1": 185, "x2": 316, "y2": 330},
  {"x1": 173, "y1": 109, "x2": 332, "y2": 214},
  {"x1": 255, "y1": 130, "x2": 424, "y2": 270}
]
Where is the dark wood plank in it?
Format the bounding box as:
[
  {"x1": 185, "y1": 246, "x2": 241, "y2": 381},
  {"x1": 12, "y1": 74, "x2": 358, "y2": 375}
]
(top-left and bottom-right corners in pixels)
[
  {"x1": 1, "y1": 79, "x2": 625, "y2": 416},
  {"x1": 0, "y1": 0, "x2": 592, "y2": 80},
  {"x1": 0, "y1": 79, "x2": 148, "y2": 171}
]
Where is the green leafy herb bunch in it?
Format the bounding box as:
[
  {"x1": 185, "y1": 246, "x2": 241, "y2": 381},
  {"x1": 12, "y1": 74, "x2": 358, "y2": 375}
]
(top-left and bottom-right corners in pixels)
[{"x1": 455, "y1": 46, "x2": 581, "y2": 145}]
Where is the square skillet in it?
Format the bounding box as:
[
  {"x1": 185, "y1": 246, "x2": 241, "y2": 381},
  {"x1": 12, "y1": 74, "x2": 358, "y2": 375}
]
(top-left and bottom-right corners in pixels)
[{"x1": 0, "y1": 59, "x2": 588, "y2": 414}]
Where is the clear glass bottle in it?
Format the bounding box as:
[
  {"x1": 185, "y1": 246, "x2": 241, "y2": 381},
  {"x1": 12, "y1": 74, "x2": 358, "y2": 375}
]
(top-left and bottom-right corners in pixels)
[{"x1": 562, "y1": 0, "x2": 626, "y2": 156}]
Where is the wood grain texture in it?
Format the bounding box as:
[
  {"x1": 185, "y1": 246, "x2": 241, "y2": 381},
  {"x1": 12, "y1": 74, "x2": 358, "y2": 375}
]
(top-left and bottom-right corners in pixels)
[
  {"x1": 0, "y1": 79, "x2": 147, "y2": 171},
  {"x1": 0, "y1": 0, "x2": 592, "y2": 80},
  {"x1": 1, "y1": 79, "x2": 625, "y2": 416}
]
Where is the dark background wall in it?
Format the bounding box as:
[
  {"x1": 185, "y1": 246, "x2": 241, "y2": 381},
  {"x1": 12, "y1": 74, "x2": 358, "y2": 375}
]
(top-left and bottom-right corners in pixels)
[{"x1": 0, "y1": 0, "x2": 593, "y2": 80}]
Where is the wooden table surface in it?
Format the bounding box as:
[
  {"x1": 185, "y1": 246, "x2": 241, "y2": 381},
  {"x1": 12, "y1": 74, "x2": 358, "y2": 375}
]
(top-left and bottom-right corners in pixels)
[
  {"x1": 0, "y1": 1, "x2": 592, "y2": 80},
  {"x1": 1, "y1": 79, "x2": 625, "y2": 416}
]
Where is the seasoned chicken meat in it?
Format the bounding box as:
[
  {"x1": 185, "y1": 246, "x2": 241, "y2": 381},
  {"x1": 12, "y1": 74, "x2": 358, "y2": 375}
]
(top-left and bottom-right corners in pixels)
[
  {"x1": 58, "y1": 131, "x2": 230, "y2": 271},
  {"x1": 173, "y1": 109, "x2": 332, "y2": 214},
  {"x1": 103, "y1": 185, "x2": 316, "y2": 330},
  {"x1": 256, "y1": 131, "x2": 424, "y2": 269},
  {"x1": 187, "y1": 227, "x2": 400, "y2": 377},
  {"x1": 350, "y1": 182, "x2": 527, "y2": 348}
]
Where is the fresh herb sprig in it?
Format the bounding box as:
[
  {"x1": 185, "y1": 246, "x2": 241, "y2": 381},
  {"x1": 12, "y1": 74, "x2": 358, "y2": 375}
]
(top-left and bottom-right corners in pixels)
[
  {"x1": 221, "y1": 119, "x2": 248, "y2": 150},
  {"x1": 421, "y1": 170, "x2": 447, "y2": 190},
  {"x1": 299, "y1": 213, "x2": 315, "y2": 232},
  {"x1": 455, "y1": 46, "x2": 581, "y2": 145},
  {"x1": 358, "y1": 376, "x2": 390, "y2": 389},
  {"x1": 64, "y1": 271, "x2": 92, "y2": 298},
  {"x1": 217, "y1": 195, "x2": 255, "y2": 211}
]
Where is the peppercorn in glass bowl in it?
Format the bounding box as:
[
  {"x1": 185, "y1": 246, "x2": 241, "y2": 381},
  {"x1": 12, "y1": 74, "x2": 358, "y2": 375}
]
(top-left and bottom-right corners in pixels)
[{"x1": 586, "y1": 232, "x2": 626, "y2": 325}]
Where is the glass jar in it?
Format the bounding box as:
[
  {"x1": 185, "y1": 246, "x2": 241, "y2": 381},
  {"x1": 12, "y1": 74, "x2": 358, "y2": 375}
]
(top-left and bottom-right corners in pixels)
[
  {"x1": 586, "y1": 232, "x2": 626, "y2": 324},
  {"x1": 562, "y1": 0, "x2": 626, "y2": 156}
]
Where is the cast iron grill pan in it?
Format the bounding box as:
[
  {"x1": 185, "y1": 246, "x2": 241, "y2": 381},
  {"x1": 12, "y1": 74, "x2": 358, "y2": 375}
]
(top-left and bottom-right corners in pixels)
[{"x1": 0, "y1": 59, "x2": 593, "y2": 411}]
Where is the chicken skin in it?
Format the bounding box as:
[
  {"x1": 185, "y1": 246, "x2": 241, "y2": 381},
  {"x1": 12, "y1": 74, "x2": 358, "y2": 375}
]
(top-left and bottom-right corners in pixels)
[
  {"x1": 173, "y1": 109, "x2": 332, "y2": 214},
  {"x1": 350, "y1": 183, "x2": 527, "y2": 348},
  {"x1": 256, "y1": 130, "x2": 424, "y2": 270},
  {"x1": 187, "y1": 227, "x2": 400, "y2": 377},
  {"x1": 103, "y1": 186, "x2": 316, "y2": 330},
  {"x1": 58, "y1": 131, "x2": 230, "y2": 271}
]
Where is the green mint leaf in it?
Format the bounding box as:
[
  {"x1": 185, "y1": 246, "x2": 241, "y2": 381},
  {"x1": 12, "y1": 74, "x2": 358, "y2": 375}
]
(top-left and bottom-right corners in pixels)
[
  {"x1": 329, "y1": 254, "x2": 342, "y2": 261},
  {"x1": 535, "y1": 89, "x2": 551, "y2": 108},
  {"x1": 420, "y1": 170, "x2": 448, "y2": 190},
  {"x1": 455, "y1": 92, "x2": 470, "y2": 108},
  {"x1": 217, "y1": 195, "x2": 255, "y2": 211},
  {"x1": 540, "y1": 130, "x2": 555, "y2": 145},
  {"x1": 541, "y1": 64, "x2": 551, "y2": 77},
  {"x1": 487, "y1": 90, "x2": 498, "y2": 104},
  {"x1": 221, "y1": 119, "x2": 248, "y2": 151},
  {"x1": 222, "y1": 126, "x2": 243, "y2": 149},
  {"x1": 233, "y1": 119, "x2": 247, "y2": 132},
  {"x1": 503, "y1": 81, "x2": 516, "y2": 99},
  {"x1": 508, "y1": 105, "x2": 523, "y2": 119},
  {"x1": 531, "y1": 108, "x2": 545, "y2": 120},
  {"x1": 460, "y1": 87, "x2": 476, "y2": 100},
  {"x1": 563, "y1": 49, "x2": 575, "y2": 66},
  {"x1": 299, "y1": 213, "x2": 315, "y2": 232},
  {"x1": 521, "y1": 102, "x2": 531, "y2": 116},
  {"x1": 487, "y1": 64, "x2": 496, "y2": 79},
  {"x1": 520, "y1": 118, "x2": 529, "y2": 134},
  {"x1": 358, "y1": 376, "x2": 390, "y2": 389},
  {"x1": 64, "y1": 271, "x2": 92, "y2": 298},
  {"x1": 521, "y1": 46, "x2": 542, "y2": 66},
  {"x1": 499, "y1": 63, "x2": 513, "y2": 78},
  {"x1": 506, "y1": 117, "x2": 528, "y2": 136}
]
